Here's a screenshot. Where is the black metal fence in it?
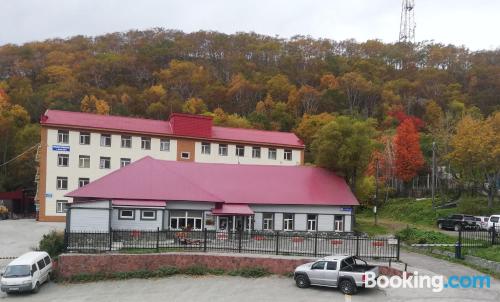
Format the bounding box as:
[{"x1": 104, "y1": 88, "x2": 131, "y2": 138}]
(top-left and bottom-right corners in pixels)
[
  {"x1": 456, "y1": 223, "x2": 499, "y2": 259},
  {"x1": 64, "y1": 229, "x2": 400, "y2": 260}
]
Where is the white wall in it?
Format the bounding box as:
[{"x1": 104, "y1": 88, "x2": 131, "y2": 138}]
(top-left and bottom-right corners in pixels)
[
  {"x1": 69, "y1": 208, "x2": 109, "y2": 231},
  {"x1": 195, "y1": 142, "x2": 301, "y2": 166}
]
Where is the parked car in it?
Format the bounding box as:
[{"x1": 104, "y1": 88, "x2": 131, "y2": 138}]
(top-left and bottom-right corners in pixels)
[
  {"x1": 474, "y1": 216, "x2": 490, "y2": 230},
  {"x1": 293, "y1": 255, "x2": 379, "y2": 295},
  {"x1": 0, "y1": 252, "x2": 52, "y2": 294},
  {"x1": 487, "y1": 215, "x2": 500, "y2": 232},
  {"x1": 437, "y1": 214, "x2": 477, "y2": 231}
]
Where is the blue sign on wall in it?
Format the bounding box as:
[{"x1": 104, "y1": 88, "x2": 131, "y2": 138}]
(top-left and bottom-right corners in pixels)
[
  {"x1": 45, "y1": 193, "x2": 53, "y2": 198},
  {"x1": 52, "y1": 145, "x2": 70, "y2": 152},
  {"x1": 341, "y1": 207, "x2": 352, "y2": 212}
]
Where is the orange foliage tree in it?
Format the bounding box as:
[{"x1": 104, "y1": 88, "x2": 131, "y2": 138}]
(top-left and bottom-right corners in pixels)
[{"x1": 394, "y1": 119, "x2": 424, "y2": 182}]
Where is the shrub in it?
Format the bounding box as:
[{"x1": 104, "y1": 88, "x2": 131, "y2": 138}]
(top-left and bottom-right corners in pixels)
[
  {"x1": 228, "y1": 267, "x2": 270, "y2": 278},
  {"x1": 397, "y1": 227, "x2": 455, "y2": 245},
  {"x1": 183, "y1": 265, "x2": 209, "y2": 275},
  {"x1": 39, "y1": 230, "x2": 65, "y2": 257}
]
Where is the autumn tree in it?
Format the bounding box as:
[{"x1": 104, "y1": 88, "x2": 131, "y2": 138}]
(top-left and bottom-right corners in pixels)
[
  {"x1": 80, "y1": 95, "x2": 110, "y2": 115},
  {"x1": 182, "y1": 97, "x2": 208, "y2": 114},
  {"x1": 338, "y1": 72, "x2": 374, "y2": 115},
  {"x1": 394, "y1": 119, "x2": 424, "y2": 186},
  {"x1": 294, "y1": 113, "x2": 335, "y2": 153},
  {"x1": 266, "y1": 74, "x2": 294, "y2": 102},
  {"x1": 311, "y1": 116, "x2": 378, "y2": 190}
]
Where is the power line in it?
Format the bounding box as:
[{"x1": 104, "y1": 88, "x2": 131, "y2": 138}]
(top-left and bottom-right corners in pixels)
[{"x1": 0, "y1": 143, "x2": 39, "y2": 168}]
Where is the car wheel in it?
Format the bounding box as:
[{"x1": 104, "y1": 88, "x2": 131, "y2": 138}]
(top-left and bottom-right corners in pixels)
[
  {"x1": 454, "y1": 224, "x2": 461, "y2": 232},
  {"x1": 295, "y1": 275, "x2": 310, "y2": 288},
  {"x1": 32, "y1": 282, "x2": 40, "y2": 293},
  {"x1": 339, "y1": 279, "x2": 357, "y2": 295},
  {"x1": 438, "y1": 223, "x2": 443, "y2": 229}
]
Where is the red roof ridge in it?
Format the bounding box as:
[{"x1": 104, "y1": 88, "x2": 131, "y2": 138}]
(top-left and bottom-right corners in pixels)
[
  {"x1": 42, "y1": 109, "x2": 166, "y2": 124},
  {"x1": 170, "y1": 112, "x2": 212, "y2": 120}
]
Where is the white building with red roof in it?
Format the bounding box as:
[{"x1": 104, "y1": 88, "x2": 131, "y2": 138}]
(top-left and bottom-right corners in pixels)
[
  {"x1": 65, "y1": 157, "x2": 358, "y2": 232},
  {"x1": 36, "y1": 110, "x2": 305, "y2": 221}
]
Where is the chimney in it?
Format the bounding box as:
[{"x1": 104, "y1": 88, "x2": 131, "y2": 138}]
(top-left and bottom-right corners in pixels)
[{"x1": 169, "y1": 113, "x2": 213, "y2": 138}]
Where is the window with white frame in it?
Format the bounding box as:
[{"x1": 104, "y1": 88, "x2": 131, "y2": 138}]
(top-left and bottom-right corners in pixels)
[
  {"x1": 141, "y1": 137, "x2": 151, "y2": 150},
  {"x1": 235, "y1": 145, "x2": 245, "y2": 157},
  {"x1": 79, "y1": 155, "x2": 90, "y2": 168},
  {"x1": 57, "y1": 130, "x2": 69, "y2": 144},
  {"x1": 218, "y1": 144, "x2": 228, "y2": 156},
  {"x1": 263, "y1": 213, "x2": 274, "y2": 230},
  {"x1": 252, "y1": 146, "x2": 261, "y2": 158},
  {"x1": 99, "y1": 157, "x2": 111, "y2": 169},
  {"x1": 169, "y1": 210, "x2": 203, "y2": 230},
  {"x1": 283, "y1": 213, "x2": 294, "y2": 231},
  {"x1": 268, "y1": 148, "x2": 277, "y2": 160},
  {"x1": 57, "y1": 154, "x2": 69, "y2": 167},
  {"x1": 56, "y1": 177, "x2": 68, "y2": 190},
  {"x1": 78, "y1": 178, "x2": 89, "y2": 188},
  {"x1": 307, "y1": 214, "x2": 317, "y2": 231},
  {"x1": 334, "y1": 215, "x2": 344, "y2": 232},
  {"x1": 120, "y1": 158, "x2": 131, "y2": 167},
  {"x1": 56, "y1": 200, "x2": 68, "y2": 213},
  {"x1": 201, "y1": 142, "x2": 211, "y2": 154},
  {"x1": 121, "y1": 135, "x2": 132, "y2": 148},
  {"x1": 141, "y1": 210, "x2": 157, "y2": 220},
  {"x1": 100, "y1": 134, "x2": 111, "y2": 147},
  {"x1": 160, "y1": 139, "x2": 170, "y2": 151},
  {"x1": 79, "y1": 132, "x2": 90, "y2": 145},
  {"x1": 284, "y1": 149, "x2": 292, "y2": 161},
  {"x1": 119, "y1": 209, "x2": 135, "y2": 220}
]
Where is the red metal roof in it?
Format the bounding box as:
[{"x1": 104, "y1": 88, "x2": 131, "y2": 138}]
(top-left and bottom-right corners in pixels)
[
  {"x1": 212, "y1": 204, "x2": 254, "y2": 216},
  {"x1": 0, "y1": 190, "x2": 23, "y2": 200},
  {"x1": 67, "y1": 157, "x2": 358, "y2": 206},
  {"x1": 40, "y1": 110, "x2": 304, "y2": 148}
]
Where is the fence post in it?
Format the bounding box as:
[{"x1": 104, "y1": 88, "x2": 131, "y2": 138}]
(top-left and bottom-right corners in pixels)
[
  {"x1": 396, "y1": 236, "x2": 400, "y2": 261},
  {"x1": 355, "y1": 235, "x2": 360, "y2": 257},
  {"x1": 455, "y1": 227, "x2": 462, "y2": 259},
  {"x1": 63, "y1": 229, "x2": 68, "y2": 252},
  {"x1": 275, "y1": 232, "x2": 280, "y2": 255},
  {"x1": 238, "y1": 229, "x2": 243, "y2": 253},
  {"x1": 492, "y1": 223, "x2": 496, "y2": 246},
  {"x1": 314, "y1": 232, "x2": 318, "y2": 257},
  {"x1": 156, "y1": 227, "x2": 160, "y2": 252},
  {"x1": 203, "y1": 228, "x2": 208, "y2": 252},
  {"x1": 109, "y1": 228, "x2": 113, "y2": 251}
]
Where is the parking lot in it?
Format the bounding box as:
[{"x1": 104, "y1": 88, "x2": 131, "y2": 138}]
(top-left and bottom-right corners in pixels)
[{"x1": 1, "y1": 219, "x2": 499, "y2": 301}]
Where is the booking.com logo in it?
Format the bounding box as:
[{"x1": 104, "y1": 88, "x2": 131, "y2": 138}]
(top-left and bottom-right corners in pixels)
[{"x1": 365, "y1": 271, "x2": 491, "y2": 292}]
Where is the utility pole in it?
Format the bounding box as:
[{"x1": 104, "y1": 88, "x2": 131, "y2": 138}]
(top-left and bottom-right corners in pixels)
[
  {"x1": 399, "y1": 0, "x2": 416, "y2": 43},
  {"x1": 431, "y1": 141, "x2": 436, "y2": 208},
  {"x1": 374, "y1": 159, "x2": 379, "y2": 225}
]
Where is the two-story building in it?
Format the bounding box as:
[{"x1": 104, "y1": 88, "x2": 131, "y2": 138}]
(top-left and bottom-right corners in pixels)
[{"x1": 36, "y1": 110, "x2": 305, "y2": 222}]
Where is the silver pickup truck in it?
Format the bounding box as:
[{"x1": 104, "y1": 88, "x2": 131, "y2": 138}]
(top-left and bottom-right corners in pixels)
[{"x1": 294, "y1": 255, "x2": 379, "y2": 295}]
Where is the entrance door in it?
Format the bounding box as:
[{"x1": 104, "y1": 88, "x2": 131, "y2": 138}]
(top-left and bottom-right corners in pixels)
[
  {"x1": 219, "y1": 217, "x2": 229, "y2": 231},
  {"x1": 235, "y1": 216, "x2": 243, "y2": 231}
]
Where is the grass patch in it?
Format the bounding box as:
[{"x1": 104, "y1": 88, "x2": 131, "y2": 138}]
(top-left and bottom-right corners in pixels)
[
  {"x1": 464, "y1": 245, "x2": 500, "y2": 263},
  {"x1": 227, "y1": 267, "x2": 270, "y2": 278},
  {"x1": 354, "y1": 217, "x2": 390, "y2": 236},
  {"x1": 396, "y1": 227, "x2": 456, "y2": 245}
]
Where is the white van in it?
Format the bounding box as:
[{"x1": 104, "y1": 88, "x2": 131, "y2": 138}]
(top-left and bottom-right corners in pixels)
[
  {"x1": 487, "y1": 215, "x2": 500, "y2": 231},
  {"x1": 0, "y1": 251, "x2": 52, "y2": 294}
]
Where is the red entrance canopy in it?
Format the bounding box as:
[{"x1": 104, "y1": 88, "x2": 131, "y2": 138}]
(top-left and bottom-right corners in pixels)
[{"x1": 212, "y1": 204, "x2": 254, "y2": 216}]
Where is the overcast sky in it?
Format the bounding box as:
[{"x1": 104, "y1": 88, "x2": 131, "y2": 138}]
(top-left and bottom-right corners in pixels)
[{"x1": 1, "y1": 0, "x2": 498, "y2": 50}]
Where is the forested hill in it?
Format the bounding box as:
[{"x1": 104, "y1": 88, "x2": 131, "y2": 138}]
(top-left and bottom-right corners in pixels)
[{"x1": 0, "y1": 29, "x2": 499, "y2": 202}]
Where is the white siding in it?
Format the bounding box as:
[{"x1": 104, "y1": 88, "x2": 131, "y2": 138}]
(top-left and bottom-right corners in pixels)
[
  {"x1": 70, "y1": 208, "x2": 109, "y2": 231},
  {"x1": 111, "y1": 209, "x2": 163, "y2": 230},
  {"x1": 165, "y1": 201, "x2": 214, "y2": 211},
  {"x1": 294, "y1": 214, "x2": 307, "y2": 231},
  {"x1": 254, "y1": 213, "x2": 263, "y2": 231},
  {"x1": 344, "y1": 215, "x2": 353, "y2": 232},
  {"x1": 274, "y1": 213, "x2": 283, "y2": 231},
  {"x1": 318, "y1": 215, "x2": 334, "y2": 232},
  {"x1": 72, "y1": 200, "x2": 110, "y2": 208},
  {"x1": 250, "y1": 205, "x2": 352, "y2": 215}
]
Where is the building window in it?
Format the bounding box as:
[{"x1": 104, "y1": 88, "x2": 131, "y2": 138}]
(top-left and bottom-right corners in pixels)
[
  {"x1": 57, "y1": 130, "x2": 69, "y2": 144},
  {"x1": 79, "y1": 132, "x2": 90, "y2": 145},
  {"x1": 79, "y1": 155, "x2": 90, "y2": 168},
  {"x1": 201, "y1": 142, "x2": 211, "y2": 154},
  {"x1": 268, "y1": 148, "x2": 277, "y2": 160},
  {"x1": 263, "y1": 213, "x2": 274, "y2": 230},
  {"x1": 100, "y1": 134, "x2": 111, "y2": 147},
  {"x1": 252, "y1": 147, "x2": 261, "y2": 158},
  {"x1": 78, "y1": 178, "x2": 90, "y2": 188},
  {"x1": 283, "y1": 213, "x2": 294, "y2": 231},
  {"x1": 120, "y1": 158, "x2": 131, "y2": 167},
  {"x1": 160, "y1": 139, "x2": 170, "y2": 151},
  {"x1": 141, "y1": 210, "x2": 156, "y2": 220},
  {"x1": 284, "y1": 149, "x2": 292, "y2": 161},
  {"x1": 141, "y1": 137, "x2": 151, "y2": 150},
  {"x1": 119, "y1": 209, "x2": 135, "y2": 220},
  {"x1": 57, "y1": 154, "x2": 69, "y2": 167},
  {"x1": 121, "y1": 135, "x2": 132, "y2": 148},
  {"x1": 334, "y1": 215, "x2": 344, "y2": 232},
  {"x1": 235, "y1": 145, "x2": 245, "y2": 157},
  {"x1": 307, "y1": 214, "x2": 317, "y2": 231},
  {"x1": 99, "y1": 157, "x2": 111, "y2": 169},
  {"x1": 56, "y1": 177, "x2": 68, "y2": 190},
  {"x1": 218, "y1": 144, "x2": 228, "y2": 156},
  {"x1": 56, "y1": 200, "x2": 68, "y2": 213},
  {"x1": 169, "y1": 210, "x2": 202, "y2": 230},
  {"x1": 181, "y1": 152, "x2": 190, "y2": 159}
]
